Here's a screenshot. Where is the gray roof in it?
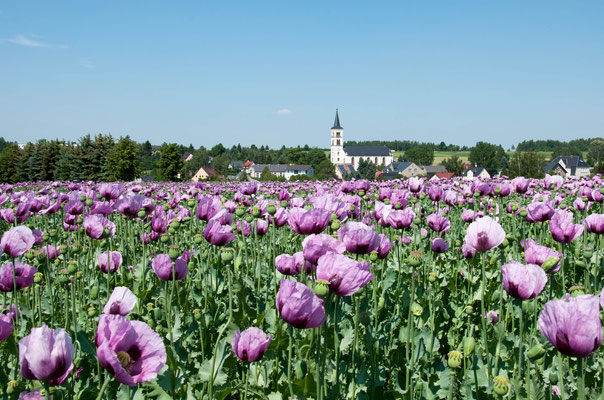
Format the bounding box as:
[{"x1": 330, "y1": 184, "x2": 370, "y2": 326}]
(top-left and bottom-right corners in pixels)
[
  {"x1": 332, "y1": 109, "x2": 342, "y2": 129},
  {"x1": 380, "y1": 171, "x2": 401, "y2": 180},
  {"x1": 344, "y1": 145, "x2": 391, "y2": 157},
  {"x1": 230, "y1": 161, "x2": 244, "y2": 168},
  {"x1": 463, "y1": 167, "x2": 487, "y2": 176},
  {"x1": 337, "y1": 164, "x2": 356, "y2": 176},
  {"x1": 253, "y1": 164, "x2": 312, "y2": 173},
  {"x1": 545, "y1": 156, "x2": 590, "y2": 176},
  {"x1": 423, "y1": 165, "x2": 447, "y2": 173},
  {"x1": 385, "y1": 161, "x2": 413, "y2": 173}
]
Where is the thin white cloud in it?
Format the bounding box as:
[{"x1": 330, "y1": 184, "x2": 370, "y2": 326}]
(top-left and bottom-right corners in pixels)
[
  {"x1": 80, "y1": 60, "x2": 95, "y2": 69},
  {"x1": 6, "y1": 34, "x2": 67, "y2": 48},
  {"x1": 273, "y1": 108, "x2": 292, "y2": 115}
]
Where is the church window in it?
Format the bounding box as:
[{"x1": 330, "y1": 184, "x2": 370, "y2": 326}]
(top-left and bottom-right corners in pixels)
[
  {"x1": 337, "y1": 139, "x2": 340, "y2": 145},
  {"x1": 374, "y1": 157, "x2": 378, "y2": 164}
]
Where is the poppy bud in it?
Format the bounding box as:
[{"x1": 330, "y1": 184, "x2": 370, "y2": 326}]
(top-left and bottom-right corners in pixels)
[
  {"x1": 330, "y1": 221, "x2": 340, "y2": 231},
  {"x1": 161, "y1": 235, "x2": 169, "y2": 243},
  {"x1": 187, "y1": 200, "x2": 196, "y2": 207},
  {"x1": 428, "y1": 272, "x2": 437, "y2": 282},
  {"x1": 252, "y1": 207, "x2": 261, "y2": 217},
  {"x1": 527, "y1": 344, "x2": 546, "y2": 361},
  {"x1": 378, "y1": 297, "x2": 385, "y2": 310},
  {"x1": 87, "y1": 307, "x2": 96, "y2": 317},
  {"x1": 90, "y1": 287, "x2": 99, "y2": 300},
  {"x1": 267, "y1": 205, "x2": 276, "y2": 215},
  {"x1": 463, "y1": 337, "x2": 475, "y2": 355},
  {"x1": 583, "y1": 248, "x2": 593, "y2": 258},
  {"x1": 193, "y1": 308, "x2": 203, "y2": 322},
  {"x1": 163, "y1": 204, "x2": 170, "y2": 211},
  {"x1": 410, "y1": 303, "x2": 423, "y2": 317},
  {"x1": 295, "y1": 360, "x2": 307, "y2": 380},
  {"x1": 541, "y1": 256, "x2": 560, "y2": 273},
  {"x1": 369, "y1": 251, "x2": 378, "y2": 262},
  {"x1": 519, "y1": 209, "x2": 528, "y2": 218},
  {"x1": 6, "y1": 381, "x2": 18, "y2": 394},
  {"x1": 172, "y1": 220, "x2": 180, "y2": 229},
  {"x1": 33, "y1": 272, "x2": 43, "y2": 284},
  {"x1": 493, "y1": 376, "x2": 510, "y2": 395},
  {"x1": 67, "y1": 262, "x2": 77, "y2": 275},
  {"x1": 245, "y1": 215, "x2": 254, "y2": 223},
  {"x1": 447, "y1": 350, "x2": 462, "y2": 368}
]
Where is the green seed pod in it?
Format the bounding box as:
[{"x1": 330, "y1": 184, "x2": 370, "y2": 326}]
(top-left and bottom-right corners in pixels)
[
  {"x1": 194, "y1": 234, "x2": 203, "y2": 244},
  {"x1": 493, "y1": 376, "x2": 510, "y2": 395},
  {"x1": 330, "y1": 221, "x2": 340, "y2": 231},
  {"x1": 519, "y1": 209, "x2": 528, "y2": 218},
  {"x1": 378, "y1": 297, "x2": 385, "y2": 310},
  {"x1": 575, "y1": 260, "x2": 587, "y2": 268},
  {"x1": 172, "y1": 220, "x2": 180, "y2": 229},
  {"x1": 447, "y1": 350, "x2": 462, "y2": 368},
  {"x1": 67, "y1": 262, "x2": 77, "y2": 275},
  {"x1": 463, "y1": 337, "x2": 475, "y2": 356},
  {"x1": 168, "y1": 227, "x2": 176, "y2": 235},
  {"x1": 187, "y1": 199, "x2": 196, "y2": 207},
  {"x1": 168, "y1": 246, "x2": 180, "y2": 260},
  {"x1": 583, "y1": 248, "x2": 593, "y2": 258},
  {"x1": 501, "y1": 238, "x2": 509, "y2": 248},
  {"x1": 221, "y1": 250, "x2": 234, "y2": 263},
  {"x1": 252, "y1": 207, "x2": 261, "y2": 217},
  {"x1": 313, "y1": 280, "x2": 331, "y2": 298},
  {"x1": 527, "y1": 344, "x2": 546, "y2": 361},
  {"x1": 267, "y1": 204, "x2": 276, "y2": 215},
  {"x1": 369, "y1": 251, "x2": 378, "y2": 262},
  {"x1": 383, "y1": 198, "x2": 390, "y2": 205},
  {"x1": 34, "y1": 272, "x2": 43, "y2": 284},
  {"x1": 163, "y1": 204, "x2": 170, "y2": 211},
  {"x1": 244, "y1": 215, "x2": 254, "y2": 223},
  {"x1": 358, "y1": 190, "x2": 365, "y2": 197},
  {"x1": 90, "y1": 287, "x2": 99, "y2": 300},
  {"x1": 59, "y1": 274, "x2": 70, "y2": 284},
  {"x1": 295, "y1": 360, "x2": 307, "y2": 380},
  {"x1": 428, "y1": 272, "x2": 437, "y2": 282},
  {"x1": 161, "y1": 235, "x2": 169, "y2": 243},
  {"x1": 6, "y1": 380, "x2": 18, "y2": 394},
  {"x1": 87, "y1": 307, "x2": 96, "y2": 317}
]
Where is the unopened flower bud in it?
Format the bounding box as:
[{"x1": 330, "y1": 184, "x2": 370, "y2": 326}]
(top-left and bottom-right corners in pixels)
[
  {"x1": 569, "y1": 285, "x2": 585, "y2": 297},
  {"x1": 295, "y1": 360, "x2": 308, "y2": 380},
  {"x1": 447, "y1": 350, "x2": 462, "y2": 368},
  {"x1": 493, "y1": 376, "x2": 510, "y2": 395},
  {"x1": 313, "y1": 280, "x2": 331, "y2": 298},
  {"x1": 463, "y1": 337, "x2": 475, "y2": 355},
  {"x1": 87, "y1": 307, "x2": 96, "y2": 317},
  {"x1": 541, "y1": 256, "x2": 560, "y2": 273},
  {"x1": 410, "y1": 303, "x2": 423, "y2": 317},
  {"x1": 527, "y1": 344, "x2": 546, "y2": 361}
]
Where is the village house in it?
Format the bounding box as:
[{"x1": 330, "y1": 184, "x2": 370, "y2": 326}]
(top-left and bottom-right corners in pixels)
[
  {"x1": 545, "y1": 155, "x2": 591, "y2": 178},
  {"x1": 461, "y1": 167, "x2": 490, "y2": 179},
  {"x1": 423, "y1": 165, "x2": 447, "y2": 179},
  {"x1": 330, "y1": 110, "x2": 394, "y2": 173},
  {"x1": 248, "y1": 164, "x2": 314, "y2": 180},
  {"x1": 183, "y1": 153, "x2": 193, "y2": 162},
  {"x1": 383, "y1": 161, "x2": 426, "y2": 178},
  {"x1": 192, "y1": 166, "x2": 221, "y2": 181}
]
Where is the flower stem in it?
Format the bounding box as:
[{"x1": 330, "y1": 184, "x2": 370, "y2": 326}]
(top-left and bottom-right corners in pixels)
[
  {"x1": 287, "y1": 324, "x2": 294, "y2": 398},
  {"x1": 557, "y1": 354, "x2": 565, "y2": 400},
  {"x1": 577, "y1": 356, "x2": 585, "y2": 400}
]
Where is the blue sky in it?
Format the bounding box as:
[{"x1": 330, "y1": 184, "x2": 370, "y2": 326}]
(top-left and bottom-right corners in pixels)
[{"x1": 1, "y1": 1, "x2": 603, "y2": 150}]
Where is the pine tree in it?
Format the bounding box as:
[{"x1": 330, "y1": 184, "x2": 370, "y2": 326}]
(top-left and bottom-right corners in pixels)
[
  {"x1": 106, "y1": 136, "x2": 141, "y2": 181},
  {"x1": 158, "y1": 143, "x2": 184, "y2": 181}
]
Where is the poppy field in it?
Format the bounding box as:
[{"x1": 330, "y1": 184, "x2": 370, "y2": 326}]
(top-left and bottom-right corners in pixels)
[{"x1": 0, "y1": 175, "x2": 603, "y2": 399}]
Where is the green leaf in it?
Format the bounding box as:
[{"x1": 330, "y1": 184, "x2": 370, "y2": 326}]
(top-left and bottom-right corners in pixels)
[
  {"x1": 199, "y1": 339, "x2": 230, "y2": 386},
  {"x1": 76, "y1": 330, "x2": 96, "y2": 356}
]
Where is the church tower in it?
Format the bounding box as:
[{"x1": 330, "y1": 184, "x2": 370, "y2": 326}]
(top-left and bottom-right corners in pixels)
[{"x1": 330, "y1": 109, "x2": 344, "y2": 164}]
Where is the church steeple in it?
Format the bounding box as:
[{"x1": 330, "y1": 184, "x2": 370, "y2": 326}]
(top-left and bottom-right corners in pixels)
[{"x1": 332, "y1": 109, "x2": 342, "y2": 129}]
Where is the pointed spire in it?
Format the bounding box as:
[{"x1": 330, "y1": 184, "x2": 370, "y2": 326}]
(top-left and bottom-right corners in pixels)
[{"x1": 332, "y1": 109, "x2": 342, "y2": 129}]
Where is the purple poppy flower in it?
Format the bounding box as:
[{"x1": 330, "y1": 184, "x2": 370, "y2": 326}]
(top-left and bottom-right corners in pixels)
[
  {"x1": 316, "y1": 253, "x2": 374, "y2": 297},
  {"x1": 0, "y1": 312, "x2": 14, "y2": 343},
  {"x1": 526, "y1": 202, "x2": 555, "y2": 223},
  {"x1": 19, "y1": 325, "x2": 74, "y2": 386},
  {"x1": 210, "y1": 209, "x2": 233, "y2": 226},
  {"x1": 288, "y1": 207, "x2": 331, "y2": 235},
  {"x1": 273, "y1": 207, "x2": 288, "y2": 227},
  {"x1": 386, "y1": 208, "x2": 415, "y2": 230},
  {"x1": 83, "y1": 214, "x2": 116, "y2": 240},
  {"x1": 32, "y1": 230, "x2": 44, "y2": 246},
  {"x1": 464, "y1": 216, "x2": 506, "y2": 252},
  {"x1": 150, "y1": 214, "x2": 167, "y2": 233},
  {"x1": 428, "y1": 186, "x2": 443, "y2": 202},
  {"x1": 98, "y1": 183, "x2": 124, "y2": 200},
  {"x1": 512, "y1": 177, "x2": 529, "y2": 193},
  {"x1": 275, "y1": 252, "x2": 308, "y2": 275},
  {"x1": 376, "y1": 234, "x2": 393, "y2": 259},
  {"x1": 151, "y1": 254, "x2": 188, "y2": 281},
  {"x1": 63, "y1": 200, "x2": 84, "y2": 216},
  {"x1": 236, "y1": 220, "x2": 251, "y2": 237},
  {"x1": 0, "y1": 261, "x2": 37, "y2": 292},
  {"x1": 232, "y1": 327, "x2": 272, "y2": 362},
  {"x1": 431, "y1": 238, "x2": 449, "y2": 253},
  {"x1": 550, "y1": 210, "x2": 584, "y2": 243},
  {"x1": 276, "y1": 280, "x2": 326, "y2": 329},
  {"x1": 278, "y1": 189, "x2": 291, "y2": 202},
  {"x1": 15, "y1": 202, "x2": 31, "y2": 223},
  {"x1": 337, "y1": 221, "x2": 380, "y2": 254},
  {"x1": 203, "y1": 220, "x2": 236, "y2": 246},
  {"x1": 408, "y1": 177, "x2": 423, "y2": 193},
  {"x1": 538, "y1": 294, "x2": 601, "y2": 357},
  {"x1": 600, "y1": 287, "x2": 604, "y2": 311},
  {"x1": 484, "y1": 311, "x2": 499, "y2": 324},
  {"x1": 18, "y1": 389, "x2": 45, "y2": 399},
  {"x1": 196, "y1": 196, "x2": 222, "y2": 221},
  {"x1": 96, "y1": 314, "x2": 166, "y2": 386},
  {"x1": 256, "y1": 219, "x2": 269, "y2": 236},
  {"x1": 104, "y1": 287, "x2": 137, "y2": 316},
  {"x1": 98, "y1": 251, "x2": 123, "y2": 274},
  {"x1": 1, "y1": 226, "x2": 36, "y2": 258},
  {"x1": 41, "y1": 245, "x2": 61, "y2": 259},
  {"x1": 584, "y1": 214, "x2": 604, "y2": 234},
  {"x1": 427, "y1": 213, "x2": 451, "y2": 234},
  {"x1": 115, "y1": 195, "x2": 146, "y2": 218},
  {"x1": 241, "y1": 182, "x2": 259, "y2": 196},
  {"x1": 302, "y1": 234, "x2": 346, "y2": 265},
  {"x1": 501, "y1": 261, "x2": 547, "y2": 300},
  {"x1": 462, "y1": 242, "x2": 476, "y2": 259},
  {"x1": 523, "y1": 238, "x2": 562, "y2": 274}
]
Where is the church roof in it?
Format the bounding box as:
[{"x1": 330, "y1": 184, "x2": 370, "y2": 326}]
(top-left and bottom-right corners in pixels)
[
  {"x1": 332, "y1": 109, "x2": 342, "y2": 129},
  {"x1": 344, "y1": 145, "x2": 391, "y2": 156}
]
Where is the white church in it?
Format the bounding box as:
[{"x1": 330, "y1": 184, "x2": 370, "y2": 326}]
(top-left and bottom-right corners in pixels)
[{"x1": 329, "y1": 109, "x2": 393, "y2": 179}]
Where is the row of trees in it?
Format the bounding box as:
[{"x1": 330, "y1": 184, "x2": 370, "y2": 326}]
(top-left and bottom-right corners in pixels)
[{"x1": 0, "y1": 136, "x2": 336, "y2": 184}]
